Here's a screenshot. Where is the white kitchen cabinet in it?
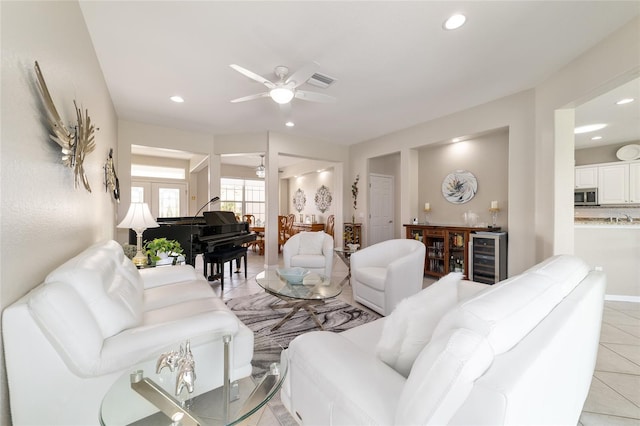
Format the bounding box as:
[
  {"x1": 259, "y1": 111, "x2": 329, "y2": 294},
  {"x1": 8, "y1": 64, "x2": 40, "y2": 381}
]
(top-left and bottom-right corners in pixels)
[
  {"x1": 575, "y1": 165, "x2": 598, "y2": 188},
  {"x1": 630, "y1": 162, "x2": 640, "y2": 203},
  {"x1": 598, "y1": 162, "x2": 640, "y2": 204}
]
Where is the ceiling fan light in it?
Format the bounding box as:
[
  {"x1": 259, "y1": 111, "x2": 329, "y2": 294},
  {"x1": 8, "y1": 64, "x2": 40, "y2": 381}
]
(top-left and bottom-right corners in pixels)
[{"x1": 270, "y1": 87, "x2": 294, "y2": 104}]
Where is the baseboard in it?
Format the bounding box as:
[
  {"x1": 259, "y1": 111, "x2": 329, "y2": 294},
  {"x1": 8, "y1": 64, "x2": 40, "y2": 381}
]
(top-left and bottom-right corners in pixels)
[{"x1": 605, "y1": 295, "x2": 640, "y2": 303}]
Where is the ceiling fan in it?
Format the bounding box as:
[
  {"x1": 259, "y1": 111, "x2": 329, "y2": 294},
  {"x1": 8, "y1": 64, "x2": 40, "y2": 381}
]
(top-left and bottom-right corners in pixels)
[{"x1": 229, "y1": 63, "x2": 336, "y2": 105}]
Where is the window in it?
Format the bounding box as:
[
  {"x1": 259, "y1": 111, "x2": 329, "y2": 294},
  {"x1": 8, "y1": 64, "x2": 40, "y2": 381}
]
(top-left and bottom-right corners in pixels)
[
  {"x1": 131, "y1": 164, "x2": 185, "y2": 180},
  {"x1": 220, "y1": 178, "x2": 265, "y2": 224}
]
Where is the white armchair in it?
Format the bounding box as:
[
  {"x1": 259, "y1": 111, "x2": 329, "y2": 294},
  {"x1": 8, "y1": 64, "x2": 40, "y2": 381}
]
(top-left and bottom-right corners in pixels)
[
  {"x1": 283, "y1": 231, "x2": 334, "y2": 277},
  {"x1": 350, "y1": 239, "x2": 426, "y2": 315}
]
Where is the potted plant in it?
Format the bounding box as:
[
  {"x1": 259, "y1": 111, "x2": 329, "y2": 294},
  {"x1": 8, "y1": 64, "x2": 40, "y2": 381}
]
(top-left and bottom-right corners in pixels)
[{"x1": 144, "y1": 238, "x2": 184, "y2": 266}]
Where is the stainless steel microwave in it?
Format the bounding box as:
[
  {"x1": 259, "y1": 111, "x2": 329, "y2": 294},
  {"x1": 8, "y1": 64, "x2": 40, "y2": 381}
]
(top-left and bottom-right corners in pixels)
[{"x1": 575, "y1": 188, "x2": 598, "y2": 206}]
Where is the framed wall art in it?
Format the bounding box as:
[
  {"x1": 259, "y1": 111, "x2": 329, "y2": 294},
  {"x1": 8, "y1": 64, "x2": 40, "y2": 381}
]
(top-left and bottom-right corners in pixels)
[{"x1": 442, "y1": 170, "x2": 477, "y2": 204}]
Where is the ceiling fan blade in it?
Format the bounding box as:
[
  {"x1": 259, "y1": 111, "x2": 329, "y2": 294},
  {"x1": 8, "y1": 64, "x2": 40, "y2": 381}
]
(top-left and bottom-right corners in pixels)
[
  {"x1": 285, "y1": 62, "x2": 319, "y2": 89},
  {"x1": 230, "y1": 92, "x2": 270, "y2": 103},
  {"x1": 294, "y1": 90, "x2": 336, "y2": 103},
  {"x1": 230, "y1": 64, "x2": 276, "y2": 89}
]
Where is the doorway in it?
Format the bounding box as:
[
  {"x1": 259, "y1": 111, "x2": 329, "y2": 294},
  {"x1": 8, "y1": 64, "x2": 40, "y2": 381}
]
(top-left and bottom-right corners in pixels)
[{"x1": 369, "y1": 173, "x2": 394, "y2": 245}]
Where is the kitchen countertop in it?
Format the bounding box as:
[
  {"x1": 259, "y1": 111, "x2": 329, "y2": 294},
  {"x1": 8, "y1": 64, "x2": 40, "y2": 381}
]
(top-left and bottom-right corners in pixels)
[{"x1": 575, "y1": 217, "x2": 639, "y2": 228}]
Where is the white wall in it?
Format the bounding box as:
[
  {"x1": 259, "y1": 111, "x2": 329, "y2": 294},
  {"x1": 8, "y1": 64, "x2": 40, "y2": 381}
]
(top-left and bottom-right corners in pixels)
[
  {"x1": 0, "y1": 2, "x2": 118, "y2": 423},
  {"x1": 350, "y1": 91, "x2": 535, "y2": 276},
  {"x1": 535, "y1": 17, "x2": 640, "y2": 258},
  {"x1": 418, "y1": 130, "x2": 509, "y2": 229},
  {"x1": 287, "y1": 169, "x2": 336, "y2": 224},
  {"x1": 117, "y1": 120, "x2": 215, "y2": 241}
]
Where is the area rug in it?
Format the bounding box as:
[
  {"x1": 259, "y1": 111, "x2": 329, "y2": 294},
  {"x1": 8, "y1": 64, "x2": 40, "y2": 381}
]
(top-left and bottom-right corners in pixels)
[{"x1": 226, "y1": 291, "x2": 381, "y2": 425}]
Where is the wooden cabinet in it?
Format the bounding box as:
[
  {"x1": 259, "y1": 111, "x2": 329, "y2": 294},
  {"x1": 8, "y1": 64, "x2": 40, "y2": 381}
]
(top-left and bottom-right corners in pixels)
[
  {"x1": 293, "y1": 223, "x2": 325, "y2": 233},
  {"x1": 575, "y1": 166, "x2": 598, "y2": 188},
  {"x1": 404, "y1": 224, "x2": 499, "y2": 279},
  {"x1": 344, "y1": 223, "x2": 362, "y2": 245}
]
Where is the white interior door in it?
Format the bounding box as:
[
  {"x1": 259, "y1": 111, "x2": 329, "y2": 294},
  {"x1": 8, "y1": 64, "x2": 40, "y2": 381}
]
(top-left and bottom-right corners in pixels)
[{"x1": 369, "y1": 174, "x2": 394, "y2": 245}]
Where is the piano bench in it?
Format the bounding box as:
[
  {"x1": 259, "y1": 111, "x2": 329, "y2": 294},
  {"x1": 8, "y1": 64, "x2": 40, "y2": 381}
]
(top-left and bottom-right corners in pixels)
[{"x1": 203, "y1": 246, "x2": 248, "y2": 290}]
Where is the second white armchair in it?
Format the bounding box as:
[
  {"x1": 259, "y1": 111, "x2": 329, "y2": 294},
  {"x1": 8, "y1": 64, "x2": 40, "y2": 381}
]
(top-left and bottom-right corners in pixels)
[
  {"x1": 350, "y1": 239, "x2": 426, "y2": 316},
  {"x1": 283, "y1": 231, "x2": 334, "y2": 277}
]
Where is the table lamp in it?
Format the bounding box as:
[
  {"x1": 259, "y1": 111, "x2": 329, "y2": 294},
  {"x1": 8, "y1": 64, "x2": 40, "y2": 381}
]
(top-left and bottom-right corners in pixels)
[{"x1": 117, "y1": 202, "x2": 159, "y2": 266}]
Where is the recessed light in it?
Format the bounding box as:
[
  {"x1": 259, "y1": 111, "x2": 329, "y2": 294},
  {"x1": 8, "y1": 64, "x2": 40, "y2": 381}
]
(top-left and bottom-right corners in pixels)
[
  {"x1": 285, "y1": 121, "x2": 295, "y2": 127},
  {"x1": 591, "y1": 136, "x2": 603, "y2": 140},
  {"x1": 170, "y1": 96, "x2": 184, "y2": 103},
  {"x1": 574, "y1": 123, "x2": 607, "y2": 134},
  {"x1": 616, "y1": 98, "x2": 635, "y2": 105},
  {"x1": 443, "y1": 14, "x2": 466, "y2": 30},
  {"x1": 452, "y1": 137, "x2": 462, "y2": 143}
]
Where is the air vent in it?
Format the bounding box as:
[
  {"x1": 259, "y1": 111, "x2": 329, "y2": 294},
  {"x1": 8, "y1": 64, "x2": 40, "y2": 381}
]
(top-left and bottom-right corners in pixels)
[{"x1": 306, "y1": 72, "x2": 336, "y2": 89}]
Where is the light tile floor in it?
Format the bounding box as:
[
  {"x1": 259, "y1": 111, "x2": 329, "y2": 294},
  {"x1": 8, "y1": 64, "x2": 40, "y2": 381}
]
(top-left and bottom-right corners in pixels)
[{"x1": 199, "y1": 250, "x2": 640, "y2": 425}]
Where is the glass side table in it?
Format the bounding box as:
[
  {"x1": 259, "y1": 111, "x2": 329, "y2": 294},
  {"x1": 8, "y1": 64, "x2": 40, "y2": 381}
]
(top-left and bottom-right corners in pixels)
[
  {"x1": 333, "y1": 246, "x2": 359, "y2": 286},
  {"x1": 100, "y1": 341, "x2": 287, "y2": 426}
]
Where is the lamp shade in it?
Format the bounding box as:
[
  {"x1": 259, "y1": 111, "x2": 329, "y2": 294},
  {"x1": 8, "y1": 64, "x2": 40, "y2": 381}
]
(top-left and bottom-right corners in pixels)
[
  {"x1": 269, "y1": 87, "x2": 294, "y2": 104},
  {"x1": 117, "y1": 202, "x2": 159, "y2": 231}
]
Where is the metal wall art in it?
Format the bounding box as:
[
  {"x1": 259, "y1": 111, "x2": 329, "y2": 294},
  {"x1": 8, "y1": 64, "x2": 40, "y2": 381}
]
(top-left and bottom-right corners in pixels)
[
  {"x1": 35, "y1": 61, "x2": 96, "y2": 193},
  {"x1": 314, "y1": 185, "x2": 332, "y2": 212},
  {"x1": 104, "y1": 148, "x2": 120, "y2": 202},
  {"x1": 293, "y1": 188, "x2": 306, "y2": 212},
  {"x1": 442, "y1": 170, "x2": 477, "y2": 204}
]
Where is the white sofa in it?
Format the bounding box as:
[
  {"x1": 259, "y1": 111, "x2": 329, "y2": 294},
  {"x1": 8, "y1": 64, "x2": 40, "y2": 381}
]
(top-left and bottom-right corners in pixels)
[
  {"x1": 281, "y1": 255, "x2": 606, "y2": 425},
  {"x1": 2, "y1": 240, "x2": 254, "y2": 426},
  {"x1": 283, "y1": 231, "x2": 334, "y2": 277},
  {"x1": 351, "y1": 239, "x2": 426, "y2": 316}
]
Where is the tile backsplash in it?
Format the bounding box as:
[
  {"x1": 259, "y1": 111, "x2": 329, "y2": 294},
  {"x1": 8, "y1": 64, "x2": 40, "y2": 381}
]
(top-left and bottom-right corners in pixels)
[{"x1": 575, "y1": 206, "x2": 640, "y2": 219}]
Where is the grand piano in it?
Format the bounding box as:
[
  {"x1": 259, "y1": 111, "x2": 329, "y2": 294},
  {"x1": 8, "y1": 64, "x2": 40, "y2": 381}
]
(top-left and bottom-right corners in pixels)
[{"x1": 129, "y1": 211, "x2": 257, "y2": 267}]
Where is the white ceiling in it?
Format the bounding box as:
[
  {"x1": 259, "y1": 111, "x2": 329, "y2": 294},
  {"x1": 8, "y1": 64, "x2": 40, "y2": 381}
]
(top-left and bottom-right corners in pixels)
[{"x1": 79, "y1": 1, "x2": 640, "y2": 165}]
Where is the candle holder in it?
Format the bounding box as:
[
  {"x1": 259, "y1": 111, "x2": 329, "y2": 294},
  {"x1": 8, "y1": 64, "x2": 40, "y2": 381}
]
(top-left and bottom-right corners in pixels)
[
  {"x1": 424, "y1": 207, "x2": 431, "y2": 224},
  {"x1": 489, "y1": 208, "x2": 500, "y2": 227}
]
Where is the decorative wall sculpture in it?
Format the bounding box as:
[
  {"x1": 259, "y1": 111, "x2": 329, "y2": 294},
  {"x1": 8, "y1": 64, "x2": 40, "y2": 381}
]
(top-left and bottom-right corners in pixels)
[
  {"x1": 104, "y1": 148, "x2": 120, "y2": 202},
  {"x1": 442, "y1": 170, "x2": 477, "y2": 204},
  {"x1": 314, "y1": 185, "x2": 332, "y2": 213},
  {"x1": 293, "y1": 188, "x2": 306, "y2": 212},
  {"x1": 35, "y1": 61, "x2": 96, "y2": 193}
]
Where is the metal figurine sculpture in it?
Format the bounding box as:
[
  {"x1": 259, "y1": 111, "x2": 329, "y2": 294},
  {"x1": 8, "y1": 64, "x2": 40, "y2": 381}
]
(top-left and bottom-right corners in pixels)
[
  {"x1": 156, "y1": 340, "x2": 197, "y2": 396},
  {"x1": 34, "y1": 61, "x2": 96, "y2": 192},
  {"x1": 156, "y1": 348, "x2": 182, "y2": 374},
  {"x1": 175, "y1": 341, "x2": 196, "y2": 396}
]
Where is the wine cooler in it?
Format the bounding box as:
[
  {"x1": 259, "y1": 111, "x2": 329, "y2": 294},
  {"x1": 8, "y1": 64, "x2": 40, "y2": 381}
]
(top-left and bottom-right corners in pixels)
[{"x1": 469, "y1": 232, "x2": 507, "y2": 284}]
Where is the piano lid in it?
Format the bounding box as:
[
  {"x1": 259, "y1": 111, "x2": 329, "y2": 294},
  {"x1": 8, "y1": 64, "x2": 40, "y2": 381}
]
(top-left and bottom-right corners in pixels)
[{"x1": 203, "y1": 211, "x2": 240, "y2": 225}]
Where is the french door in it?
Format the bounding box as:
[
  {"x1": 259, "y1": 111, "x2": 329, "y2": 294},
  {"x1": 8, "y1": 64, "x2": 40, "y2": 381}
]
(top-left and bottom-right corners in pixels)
[{"x1": 131, "y1": 181, "x2": 188, "y2": 218}]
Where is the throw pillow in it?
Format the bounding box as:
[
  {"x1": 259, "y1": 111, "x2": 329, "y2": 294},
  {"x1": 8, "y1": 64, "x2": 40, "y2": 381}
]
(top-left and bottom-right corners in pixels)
[
  {"x1": 376, "y1": 272, "x2": 462, "y2": 377},
  {"x1": 298, "y1": 231, "x2": 326, "y2": 255}
]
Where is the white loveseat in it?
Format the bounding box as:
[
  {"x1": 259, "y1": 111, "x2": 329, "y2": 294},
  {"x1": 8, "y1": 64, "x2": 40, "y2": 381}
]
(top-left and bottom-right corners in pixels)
[
  {"x1": 2, "y1": 240, "x2": 254, "y2": 426},
  {"x1": 281, "y1": 255, "x2": 606, "y2": 425}
]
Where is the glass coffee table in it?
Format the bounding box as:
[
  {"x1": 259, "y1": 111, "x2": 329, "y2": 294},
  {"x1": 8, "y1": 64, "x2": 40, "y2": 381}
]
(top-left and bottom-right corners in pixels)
[
  {"x1": 100, "y1": 341, "x2": 287, "y2": 426},
  {"x1": 255, "y1": 270, "x2": 342, "y2": 331}
]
